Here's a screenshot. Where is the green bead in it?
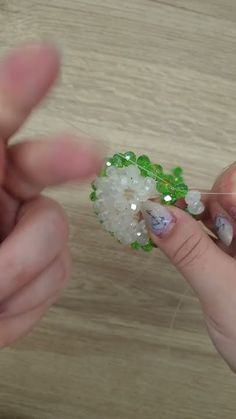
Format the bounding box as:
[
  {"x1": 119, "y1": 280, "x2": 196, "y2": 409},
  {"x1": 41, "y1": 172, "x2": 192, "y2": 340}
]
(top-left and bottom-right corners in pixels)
[
  {"x1": 91, "y1": 182, "x2": 96, "y2": 191},
  {"x1": 131, "y1": 241, "x2": 141, "y2": 250},
  {"x1": 156, "y1": 181, "x2": 170, "y2": 195},
  {"x1": 124, "y1": 151, "x2": 136, "y2": 165},
  {"x1": 142, "y1": 241, "x2": 154, "y2": 252},
  {"x1": 111, "y1": 154, "x2": 124, "y2": 168},
  {"x1": 174, "y1": 176, "x2": 184, "y2": 183},
  {"x1": 153, "y1": 164, "x2": 163, "y2": 179},
  {"x1": 163, "y1": 195, "x2": 177, "y2": 205},
  {"x1": 90, "y1": 191, "x2": 97, "y2": 202},
  {"x1": 172, "y1": 167, "x2": 183, "y2": 177},
  {"x1": 165, "y1": 174, "x2": 176, "y2": 185},
  {"x1": 137, "y1": 155, "x2": 151, "y2": 166},
  {"x1": 137, "y1": 155, "x2": 152, "y2": 177},
  {"x1": 175, "y1": 183, "x2": 188, "y2": 199}
]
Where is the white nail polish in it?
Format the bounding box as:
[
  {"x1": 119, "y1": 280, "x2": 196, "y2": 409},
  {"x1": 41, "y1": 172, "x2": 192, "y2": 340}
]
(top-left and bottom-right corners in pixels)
[
  {"x1": 141, "y1": 200, "x2": 176, "y2": 237},
  {"x1": 214, "y1": 215, "x2": 234, "y2": 247}
]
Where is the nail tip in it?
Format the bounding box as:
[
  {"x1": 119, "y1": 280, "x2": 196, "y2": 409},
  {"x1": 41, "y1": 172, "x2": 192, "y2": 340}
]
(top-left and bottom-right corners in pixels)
[
  {"x1": 219, "y1": 227, "x2": 233, "y2": 247},
  {"x1": 141, "y1": 200, "x2": 175, "y2": 238}
]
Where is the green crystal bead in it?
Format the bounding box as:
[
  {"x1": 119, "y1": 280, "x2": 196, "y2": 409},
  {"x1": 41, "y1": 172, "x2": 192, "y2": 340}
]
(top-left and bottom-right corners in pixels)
[
  {"x1": 175, "y1": 183, "x2": 188, "y2": 199},
  {"x1": 156, "y1": 181, "x2": 170, "y2": 195},
  {"x1": 111, "y1": 154, "x2": 125, "y2": 168},
  {"x1": 162, "y1": 195, "x2": 177, "y2": 205},
  {"x1": 142, "y1": 241, "x2": 154, "y2": 252},
  {"x1": 137, "y1": 155, "x2": 152, "y2": 177},
  {"x1": 124, "y1": 151, "x2": 136, "y2": 165},
  {"x1": 164, "y1": 174, "x2": 176, "y2": 185},
  {"x1": 174, "y1": 176, "x2": 184, "y2": 183},
  {"x1": 131, "y1": 241, "x2": 141, "y2": 250},
  {"x1": 91, "y1": 182, "x2": 97, "y2": 191},
  {"x1": 172, "y1": 167, "x2": 183, "y2": 177},
  {"x1": 153, "y1": 164, "x2": 163, "y2": 179},
  {"x1": 90, "y1": 191, "x2": 97, "y2": 202}
]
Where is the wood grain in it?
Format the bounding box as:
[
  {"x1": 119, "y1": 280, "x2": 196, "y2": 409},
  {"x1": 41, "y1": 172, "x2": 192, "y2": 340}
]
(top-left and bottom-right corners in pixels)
[{"x1": 0, "y1": 1, "x2": 236, "y2": 418}]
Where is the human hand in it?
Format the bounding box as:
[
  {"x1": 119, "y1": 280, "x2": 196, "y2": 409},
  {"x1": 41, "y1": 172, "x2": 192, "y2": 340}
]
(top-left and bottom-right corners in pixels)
[
  {"x1": 0, "y1": 44, "x2": 102, "y2": 346},
  {"x1": 142, "y1": 164, "x2": 236, "y2": 372}
]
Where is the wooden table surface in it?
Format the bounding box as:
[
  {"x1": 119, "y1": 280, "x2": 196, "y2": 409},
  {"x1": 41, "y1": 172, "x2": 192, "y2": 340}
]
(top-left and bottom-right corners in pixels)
[{"x1": 0, "y1": 1, "x2": 236, "y2": 418}]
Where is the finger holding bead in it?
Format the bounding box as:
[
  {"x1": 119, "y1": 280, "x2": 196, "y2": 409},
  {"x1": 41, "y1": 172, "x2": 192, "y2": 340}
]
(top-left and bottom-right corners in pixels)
[{"x1": 205, "y1": 163, "x2": 236, "y2": 250}]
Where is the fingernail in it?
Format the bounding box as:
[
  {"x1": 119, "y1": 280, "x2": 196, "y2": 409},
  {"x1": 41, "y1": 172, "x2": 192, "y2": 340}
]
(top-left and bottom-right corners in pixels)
[
  {"x1": 230, "y1": 207, "x2": 236, "y2": 221},
  {"x1": 142, "y1": 200, "x2": 176, "y2": 237},
  {"x1": 214, "y1": 215, "x2": 233, "y2": 246}
]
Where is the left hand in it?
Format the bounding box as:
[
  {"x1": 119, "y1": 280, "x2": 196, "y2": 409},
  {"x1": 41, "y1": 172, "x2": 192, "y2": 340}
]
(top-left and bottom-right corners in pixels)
[{"x1": 0, "y1": 43, "x2": 102, "y2": 346}]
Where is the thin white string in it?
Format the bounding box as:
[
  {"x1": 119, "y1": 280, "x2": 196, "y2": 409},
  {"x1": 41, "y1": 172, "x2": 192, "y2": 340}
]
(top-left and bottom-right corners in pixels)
[{"x1": 113, "y1": 153, "x2": 236, "y2": 196}]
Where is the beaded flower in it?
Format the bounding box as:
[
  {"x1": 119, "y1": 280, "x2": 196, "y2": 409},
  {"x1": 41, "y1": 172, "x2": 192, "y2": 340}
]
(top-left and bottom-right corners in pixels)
[{"x1": 90, "y1": 152, "x2": 204, "y2": 251}]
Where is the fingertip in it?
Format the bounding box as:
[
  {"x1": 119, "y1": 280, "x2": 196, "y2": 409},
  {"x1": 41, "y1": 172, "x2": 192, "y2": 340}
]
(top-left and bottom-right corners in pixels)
[
  {"x1": 49, "y1": 135, "x2": 105, "y2": 181},
  {"x1": 0, "y1": 42, "x2": 61, "y2": 100}
]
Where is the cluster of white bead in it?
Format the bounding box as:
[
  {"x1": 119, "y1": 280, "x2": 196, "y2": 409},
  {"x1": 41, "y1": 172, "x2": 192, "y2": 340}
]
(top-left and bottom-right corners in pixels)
[
  {"x1": 93, "y1": 165, "x2": 158, "y2": 245},
  {"x1": 185, "y1": 190, "x2": 205, "y2": 215}
]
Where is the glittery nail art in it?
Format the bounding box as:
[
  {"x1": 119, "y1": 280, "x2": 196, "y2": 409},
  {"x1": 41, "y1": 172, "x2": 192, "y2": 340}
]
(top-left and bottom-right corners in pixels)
[
  {"x1": 142, "y1": 201, "x2": 176, "y2": 237},
  {"x1": 214, "y1": 215, "x2": 233, "y2": 247}
]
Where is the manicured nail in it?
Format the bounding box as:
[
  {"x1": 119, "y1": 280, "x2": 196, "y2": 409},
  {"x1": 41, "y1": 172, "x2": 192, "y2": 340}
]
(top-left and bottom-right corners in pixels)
[
  {"x1": 142, "y1": 200, "x2": 176, "y2": 237},
  {"x1": 230, "y1": 207, "x2": 236, "y2": 221},
  {"x1": 214, "y1": 215, "x2": 233, "y2": 246}
]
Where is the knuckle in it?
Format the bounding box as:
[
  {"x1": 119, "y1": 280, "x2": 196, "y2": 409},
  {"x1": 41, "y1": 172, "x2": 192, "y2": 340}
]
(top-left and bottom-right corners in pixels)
[{"x1": 172, "y1": 232, "x2": 208, "y2": 270}]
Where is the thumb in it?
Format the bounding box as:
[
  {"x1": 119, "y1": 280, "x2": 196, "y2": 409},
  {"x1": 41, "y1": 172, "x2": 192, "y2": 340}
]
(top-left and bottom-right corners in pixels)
[{"x1": 142, "y1": 200, "x2": 236, "y2": 311}]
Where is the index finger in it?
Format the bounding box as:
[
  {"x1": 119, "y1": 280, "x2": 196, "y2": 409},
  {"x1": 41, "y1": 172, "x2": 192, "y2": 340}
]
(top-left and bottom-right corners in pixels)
[
  {"x1": 0, "y1": 43, "x2": 60, "y2": 139},
  {"x1": 5, "y1": 135, "x2": 103, "y2": 200}
]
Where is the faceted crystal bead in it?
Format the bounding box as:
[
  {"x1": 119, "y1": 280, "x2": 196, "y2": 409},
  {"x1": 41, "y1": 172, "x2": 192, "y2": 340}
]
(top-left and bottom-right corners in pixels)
[
  {"x1": 137, "y1": 155, "x2": 152, "y2": 177},
  {"x1": 185, "y1": 190, "x2": 201, "y2": 205},
  {"x1": 136, "y1": 231, "x2": 149, "y2": 246},
  {"x1": 154, "y1": 164, "x2": 163, "y2": 174},
  {"x1": 156, "y1": 181, "x2": 170, "y2": 195},
  {"x1": 142, "y1": 242, "x2": 154, "y2": 252},
  {"x1": 131, "y1": 241, "x2": 141, "y2": 250},
  {"x1": 90, "y1": 191, "x2": 97, "y2": 202},
  {"x1": 106, "y1": 166, "x2": 118, "y2": 176},
  {"x1": 91, "y1": 182, "x2": 96, "y2": 191},
  {"x1": 175, "y1": 183, "x2": 188, "y2": 199},
  {"x1": 124, "y1": 151, "x2": 136, "y2": 164},
  {"x1": 172, "y1": 167, "x2": 183, "y2": 178},
  {"x1": 111, "y1": 154, "x2": 124, "y2": 168},
  {"x1": 187, "y1": 201, "x2": 205, "y2": 215}
]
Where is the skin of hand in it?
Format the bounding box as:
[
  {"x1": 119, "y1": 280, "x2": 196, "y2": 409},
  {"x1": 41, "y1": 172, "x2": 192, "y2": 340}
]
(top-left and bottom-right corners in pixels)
[
  {"x1": 2, "y1": 44, "x2": 236, "y2": 374},
  {"x1": 0, "y1": 44, "x2": 102, "y2": 346},
  {"x1": 142, "y1": 163, "x2": 236, "y2": 372}
]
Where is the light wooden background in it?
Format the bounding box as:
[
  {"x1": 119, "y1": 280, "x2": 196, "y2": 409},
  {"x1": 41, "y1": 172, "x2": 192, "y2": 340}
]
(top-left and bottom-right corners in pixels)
[{"x1": 0, "y1": 1, "x2": 236, "y2": 418}]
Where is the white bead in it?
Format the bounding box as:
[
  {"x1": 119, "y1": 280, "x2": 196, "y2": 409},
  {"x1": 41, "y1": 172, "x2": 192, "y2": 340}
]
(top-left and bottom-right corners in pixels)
[
  {"x1": 185, "y1": 190, "x2": 201, "y2": 205},
  {"x1": 136, "y1": 232, "x2": 149, "y2": 245},
  {"x1": 93, "y1": 164, "x2": 160, "y2": 244},
  {"x1": 188, "y1": 201, "x2": 205, "y2": 215}
]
